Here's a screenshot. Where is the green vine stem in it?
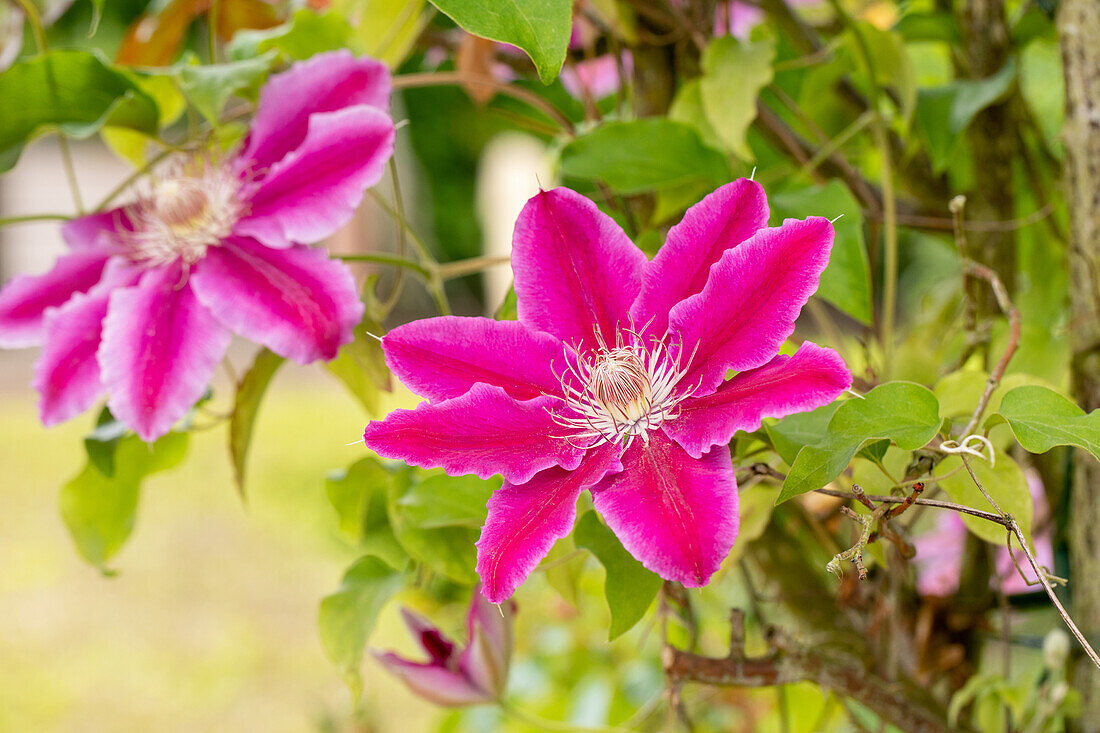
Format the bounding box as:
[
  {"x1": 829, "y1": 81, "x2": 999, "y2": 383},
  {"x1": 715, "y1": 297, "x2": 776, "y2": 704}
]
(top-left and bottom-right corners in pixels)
[{"x1": 13, "y1": 0, "x2": 85, "y2": 214}]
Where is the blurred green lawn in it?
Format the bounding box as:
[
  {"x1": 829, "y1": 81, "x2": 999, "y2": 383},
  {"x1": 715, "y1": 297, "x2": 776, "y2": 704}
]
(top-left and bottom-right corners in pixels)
[{"x1": 0, "y1": 353, "x2": 439, "y2": 733}]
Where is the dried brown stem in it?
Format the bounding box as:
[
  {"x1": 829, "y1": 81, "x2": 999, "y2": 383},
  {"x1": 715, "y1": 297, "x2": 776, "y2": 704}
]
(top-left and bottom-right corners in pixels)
[
  {"x1": 958, "y1": 258, "x2": 1021, "y2": 437},
  {"x1": 952, "y1": 459, "x2": 1100, "y2": 672},
  {"x1": 663, "y1": 615, "x2": 959, "y2": 733}
]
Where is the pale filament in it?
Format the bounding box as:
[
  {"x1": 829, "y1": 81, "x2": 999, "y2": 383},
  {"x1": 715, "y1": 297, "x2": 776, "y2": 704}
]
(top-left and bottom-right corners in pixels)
[
  {"x1": 122, "y1": 156, "x2": 246, "y2": 269},
  {"x1": 548, "y1": 326, "x2": 701, "y2": 450}
]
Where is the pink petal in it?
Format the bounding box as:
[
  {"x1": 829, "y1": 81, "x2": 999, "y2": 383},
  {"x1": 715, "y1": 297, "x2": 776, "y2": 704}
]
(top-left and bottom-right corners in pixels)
[
  {"x1": 234, "y1": 106, "x2": 395, "y2": 247},
  {"x1": 512, "y1": 188, "x2": 646, "y2": 352},
  {"x1": 99, "y1": 265, "x2": 232, "y2": 442},
  {"x1": 722, "y1": 2, "x2": 765, "y2": 38},
  {"x1": 362, "y1": 383, "x2": 586, "y2": 485},
  {"x1": 630, "y1": 179, "x2": 768, "y2": 338},
  {"x1": 190, "y1": 238, "x2": 363, "y2": 363},
  {"x1": 0, "y1": 250, "x2": 112, "y2": 348},
  {"x1": 476, "y1": 444, "x2": 623, "y2": 602},
  {"x1": 372, "y1": 652, "x2": 493, "y2": 707},
  {"x1": 399, "y1": 607, "x2": 457, "y2": 664},
  {"x1": 913, "y1": 512, "x2": 966, "y2": 597},
  {"x1": 458, "y1": 593, "x2": 514, "y2": 697},
  {"x1": 664, "y1": 342, "x2": 851, "y2": 458},
  {"x1": 240, "y1": 50, "x2": 390, "y2": 173},
  {"x1": 669, "y1": 217, "x2": 834, "y2": 394},
  {"x1": 560, "y1": 54, "x2": 630, "y2": 101},
  {"x1": 33, "y1": 261, "x2": 141, "y2": 426},
  {"x1": 383, "y1": 316, "x2": 568, "y2": 402},
  {"x1": 60, "y1": 208, "x2": 131, "y2": 251},
  {"x1": 591, "y1": 431, "x2": 737, "y2": 587}
]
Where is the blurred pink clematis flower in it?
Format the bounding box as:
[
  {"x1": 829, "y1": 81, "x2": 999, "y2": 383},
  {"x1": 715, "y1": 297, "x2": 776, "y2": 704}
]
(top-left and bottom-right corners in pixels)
[
  {"x1": 914, "y1": 468, "x2": 1055, "y2": 597},
  {"x1": 715, "y1": 0, "x2": 821, "y2": 39},
  {"x1": 0, "y1": 51, "x2": 395, "y2": 441},
  {"x1": 363, "y1": 180, "x2": 851, "y2": 601},
  {"x1": 373, "y1": 591, "x2": 514, "y2": 707}
]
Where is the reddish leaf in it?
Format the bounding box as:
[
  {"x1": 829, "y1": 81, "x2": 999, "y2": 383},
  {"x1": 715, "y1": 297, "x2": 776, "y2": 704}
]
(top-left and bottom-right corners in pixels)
[
  {"x1": 117, "y1": 0, "x2": 281, "y2": 67},
  {"x1": 215, "y1": 0, "x2": 281, "y2": 40},
  {"x1": 117, "y1": 0, "x2": 205, "y2": 67}
]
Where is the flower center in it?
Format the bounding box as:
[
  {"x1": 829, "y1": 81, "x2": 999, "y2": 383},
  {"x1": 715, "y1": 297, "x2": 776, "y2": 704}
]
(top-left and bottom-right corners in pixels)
[
  {"x1": 589, "y1": 349, "x2": 652, "y2": 425},
  {"x1": 123, "y1": 158, "x2": 243, "y2": 268},
  {"x1": 552, "y1": 332, "x2": 697, "y2": 449}
]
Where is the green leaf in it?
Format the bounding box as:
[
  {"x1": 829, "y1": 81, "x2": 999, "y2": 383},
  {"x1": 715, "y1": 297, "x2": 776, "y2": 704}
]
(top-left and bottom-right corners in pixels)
[
  {"x1": 542, "y1": 536, "x2": 586, "y2": 607},
  {"x1": 778, "y1": 382, "x2": 941, "y2": 503},
  {"x1": 340, "y1": 0, "x2": 432, "y2": 68},
  {"x1": 60, "y1": 432, "x2": 188, "y2": 571},
  {"x1": 228, "y1": 8, "x2": 355, "y2": 61},
  {"x1": 1019, "y1": 39, "x2": 1063, "y2": 149},
  {"x1": 915, "y1": 58, "x2": 1017, "y2": 172},
  {"x1": 857, "y1": 439, "x2": 891, "y2": 464},
  {"x1": 895, "y1": 10, "x2": 961, "y2": 44},
  {"x1": 177, "y1": 51, "x2": 277, "y2": 123},
  {"x1": 992, "y1": 385, "x2": 1100, "y2": 461},
  {"x1": 0, "y1": 50, "x2": 159, "y2": 171},
  {"x1": 319, "y1": 554, "x2": 404, "y2": 695},
  {"x1": 83, "y1": 408, "x2": 127, "y2": 478},
  {"x1": 699, "y1": 36, "x2": 774, "y2": 158},
  {"x1": 396, "y1": 472, "x2": 496, "y2": 529},
  {"x1": 933, "y1": 369, "x2": 989, "y2": 419},
  {"x1": 229, "y1": 348, "x2": 284, "y2": 497},
  {"x1": 770, "y1": 181, "x2": 872, "y2": 324},
  {"x1": 326, "y1": 458, "x2": 407, "y2": 568},
  {"x1": 388, "y1": 473, "x2": 479, "y2": 583},
  {"x1": 102, "y1": 73, "x2": 187, "y2": 167},
  {"x1": 574, "y1": 510, "x2": 661, "y2": 640},
  {"x1": 668, "y1": 78, "x2": 724, "y2": 152},
  {"x1": 727, "y1": 485, "x2": 776, "y2": 565},
  {"x1": 428, "y1": 0, "x2": 572, "y2": 83},
  {"x1": 764, "y1": 402, "x2": 840, "y2": 465},
  {"x1": 936, "y1": 449, "x2": 1033, "y2": 548},
  {"x1": 846, "y1": 22, "x2": 916, "y2": 121},
  {"x1": 560, "y1": 119, "x2": 731, "y2": 195},
  {"x1": 324, "y1": 320, "x2": 390, "y2": 415}
]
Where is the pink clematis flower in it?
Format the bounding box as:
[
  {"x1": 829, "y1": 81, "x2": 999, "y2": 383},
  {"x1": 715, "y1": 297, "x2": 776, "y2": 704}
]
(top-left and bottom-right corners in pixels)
[
  {"x1": 0, "y1": 50, "x2": 395, "y2": 441},
  {"x1": 373, "y1": 591, "x2": 514, "y2": 707},
  {"x1": 363, "y1": 180, "x2": 851, "y2": 602}
]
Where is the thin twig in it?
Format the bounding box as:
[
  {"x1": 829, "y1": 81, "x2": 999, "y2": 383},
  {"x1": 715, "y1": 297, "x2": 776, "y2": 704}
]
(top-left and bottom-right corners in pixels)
[
  {"x1": 871, "y1": 204, "x2": 1054, "y2": 232},
  {"x1": 958, "y1": 258, "x2": 1021, "y2": 437},
  {"x1": 14, "y1": 0, "x2": 84, "y2": 214},
  {"x1": 334, "y1": 252, "x2": 432, "y2": 278},
  {"x1": 393, "y1": 71, "x2": 576, "y2": 136},
  {"x1": 436, "y1": 255, "x2": 511, "y2": 281},
  {"x1": 959, "y1": 459, "x2": 1100, "y2": 671},
  {"x1": 813, "y1": 487, "x2": 1007, "y2": 525},
  {"x1": 0, "y1": 213, "x2": 72, "y2": 226},
  {"x1": 378, "y1": 162, "x2": 412, "y2": 315}
]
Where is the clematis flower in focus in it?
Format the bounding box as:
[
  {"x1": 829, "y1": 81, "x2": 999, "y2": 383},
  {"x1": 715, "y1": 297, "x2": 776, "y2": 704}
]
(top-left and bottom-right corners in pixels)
[
  {"x1": 373, "y1": 591, "x2": 514, "y2": 706},
  {"x1": 0, "y1": 50, "x2": 395, "y2": 441},
  {"x1": 363, "y1": 180, "x2": 852, "y2": 601}
]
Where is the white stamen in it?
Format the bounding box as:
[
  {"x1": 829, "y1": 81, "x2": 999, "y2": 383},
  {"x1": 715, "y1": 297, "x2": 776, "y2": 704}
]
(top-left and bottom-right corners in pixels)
[
  {"x1": 122, "y1": 157, "x2": 245, "y2": 268},
  {"x1": 548, "y1": 328, "x2": 699, "y2": 449}
]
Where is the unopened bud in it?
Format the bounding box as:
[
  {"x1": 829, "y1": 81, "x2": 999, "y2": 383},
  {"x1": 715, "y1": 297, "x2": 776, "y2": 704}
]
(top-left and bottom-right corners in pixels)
[
  {"x1": 1049, "y1": 681, "x2": 1069, "y2": 706},
  {"x1": 1043, "y1": 628, "x2": 1070, "y2": 670}
]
